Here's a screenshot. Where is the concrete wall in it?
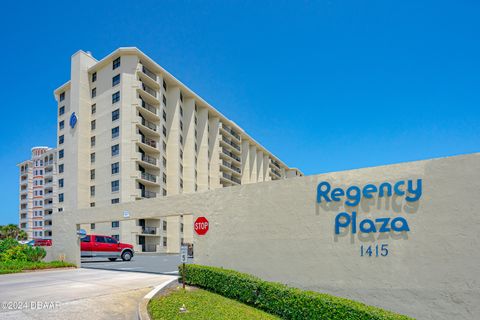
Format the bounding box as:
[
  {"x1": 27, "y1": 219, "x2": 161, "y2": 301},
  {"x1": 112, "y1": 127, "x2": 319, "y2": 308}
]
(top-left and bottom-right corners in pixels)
[{"x1": 51, "y1": 153, "x2": 480, "y2": 319}]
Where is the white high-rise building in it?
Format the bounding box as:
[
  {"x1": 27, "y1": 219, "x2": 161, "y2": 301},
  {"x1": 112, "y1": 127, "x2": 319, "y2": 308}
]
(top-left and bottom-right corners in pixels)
[
  {"x1": 51, "y1": 47, "x2": 302, "y2": 252},
  {"x1": 17, "y1": 147, "x2": 57, "y2": 240}
]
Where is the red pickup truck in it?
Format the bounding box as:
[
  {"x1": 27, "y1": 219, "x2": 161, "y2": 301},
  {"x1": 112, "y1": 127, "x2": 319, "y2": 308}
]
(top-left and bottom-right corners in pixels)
[{"x1": 80, "y1": 234, "x2": 134, "y2": 261}]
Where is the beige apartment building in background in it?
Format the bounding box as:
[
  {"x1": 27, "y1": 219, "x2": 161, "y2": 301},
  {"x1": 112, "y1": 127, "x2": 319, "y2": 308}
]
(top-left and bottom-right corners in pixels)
[
  {"x1": 17, "y1": 147, "x2": 57, "y2": 240},
  {"x1": 48, "y1": 47, "x2": 301, "y2": 253}
]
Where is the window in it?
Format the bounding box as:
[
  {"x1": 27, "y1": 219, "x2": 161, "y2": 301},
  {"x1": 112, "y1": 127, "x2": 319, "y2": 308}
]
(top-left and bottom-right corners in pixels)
[
  {"x1": 91, "y1": 104, "x2": 96, "y2": 114},
  {"x1": 162, "y1": 95, "x2": 166, "y2": 105},
  {"x1": 112, "y1": 109, "x2": 120, "y2": 121},
  {"x1": 162, "y1": 126, "x2": 167, "y2": 136},
  {"x1": 162, "y1": 141, "x2": 166, "y2": 152},
  {"x1": 91, "y1": 136, "x2": 96, "y2": 147},
  {"x1": 111, "y1": 198, "x2": 120, "y2": 204},
  {"x1": 90, "y1": 202, "x2": 95, "y2": 207},
  {"x1": 112, "y1": 74, "x2": 120, "y2": 86},
  {"x1": 92, "y1": 72, "x2": 97, "y2": 82},
  {"x1": 180, "y1": 135, "x2": 183, "y2": 145},
  {"x1": 90, "y1": 186, "x2": 95, "y2": 196},
  {"x1": 162, "y1": 110, "x2": 167, "y2": 121},
  {"x1": 106, "y1": 237, "x2": 118, "y2": 244},
  {"x1": 163, "y1": 237, "x2": 167, "y2": 247},
  {"x1": 180, "y1": 121, "x2": 183, "y2": 131},
  {"x1": 91, "y1": 153, "x2": 95, "y2": 163},
  {"x1": 180, "y1": 92, "x2": 183, "y2": 102},
  {"x1": 58, "y1": 208, "x2": 63, "y2": 212},
  {"x1": 180, "y1": 150, "x2": 183, "y2": 160},
  {"x1": 111, "y1": 162, "x2": 119, "y2": 174},
  {"x1": 91, "y1": 120, "x2": 96, "y2": 130},
  {"x1": 59, "y1": 106, "x2": 65, "y2": 116},
  {"x1": 162, "y1": 157, "x2": 167, "y2": 167},
  {"x1": 111, "y1": 180, "x2": 119, "y2": 192},
  {"x1": 162, "y1": 173, "x2": 166, "y2": 183},
  {"x1": 59, "y1": 149, "x2": 64, "y2": 159},
  {"x1": 59, "y1": 135, "x2": 64, "y2": 144},
  {"x1": 113, "y1": 57, "x2": 121, "y2": 69},
  {"x1": 91, "y1": 88, "x2": 96, "y2": 98},
  {"x1": 163, "y1": 189, "x2": 167, "y2": 196},
  {"x1": 112, "y1": 91, "x2": 120, "y2": 103},
  {"x1": 59, "y1": 193, "x2": 64, "y2": 203},
  {"x1": 180, "y1": 179, "x2": 183, "y2": 189},
  {"x1": 90, "y1": 169, "x2": 95, "y2": 180},
  {"x1": 112, "y1": 126, "x2": 119, "y2": 139},
  {"x1": 95, "y1": 236, "x2": 106, "y2": 243},
  {"x1": 111, "y1": 144, "x2": 119, "y2": 156},
  {"x1": 81, "y1": 235, "x2": 91, "y2": 243},
  {"x1": 90, "y1": 223, "x2": 95, "y2": 230},
  {"x1": 59, "y1": 92, "x2": 65, "y2": 101},
  {"x1": 180, "y1": 106, "x2": 183, "y2": 116},
  {"x1": 163, "y1": 221, "x2": 167, "y2": 231},
  {"x1": 112, "y1": 221, "x2": 120, "y2": 228},
  {"x1": 111, "y1": 235, "x2": 119, "y2": 241},
  {"x1": 59, "y1": 178, "x2": 64, "y2": 188},
  {"x1": 162, "y1": 80, "x2": 167, "y2": 91},
  {"x1": 59, "y1": 164, "x2": 64, "y2": 173},
  {"x1": 59, "y1": 120, "x2": 64, "y2": 130}
]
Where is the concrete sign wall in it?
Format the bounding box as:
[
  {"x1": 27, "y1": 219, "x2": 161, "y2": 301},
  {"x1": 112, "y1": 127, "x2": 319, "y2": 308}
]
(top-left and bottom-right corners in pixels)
[{"x1": 51, "y1": 153, "x2": 480, "y2": 319}]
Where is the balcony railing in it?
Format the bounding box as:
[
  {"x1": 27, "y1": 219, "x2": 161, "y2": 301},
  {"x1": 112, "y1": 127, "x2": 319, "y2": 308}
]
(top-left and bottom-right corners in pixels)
[
  {"x1": 222, "y1": 172, "x2": 241, "y2": 184},
  {"x1": 222, "y1": 137, "x2": 240, "y2": 152},
  {"x1": 142, "y1": 66, "x2": 157, "y2": 81},
  {"x1": 141, "y1": 154, "x2": 157, "y2": 165},
  {"x1": 222, "y1": 148, "x2": 241, "y2": 162},
  {"x1": 141, "y1": 118, "x2": 157, "y2": 131},
  {"x1": 222, "y1": 160, "x2": 241, "y2": 174},
  {"x1": 142, "y1": 83, "x2": 157, "y2": 98},
  {"x1": 222, "y1": 125, "x2": 241, "y2": 141},
  {"x1": 141, "y1": 136, "x2": 157, "y2": 148},
  {"x1": 271, "y1": 168, "x2": 281, "y2": 177},
  {"x1": 141, "y1": 226, "x2": 158, "y2": 235},
  {"x1": 141, "y1": 190, "x2": 157, "y2": 199},
  {"x1": 141, "y1": 172, "x2": 157, "y2": 183},
  {"x1": 141, "y1": 100, "x2": 157, "y2": 115},
  {"x1": 271, "y1": 160, "x2": 281, "y2": 170}
]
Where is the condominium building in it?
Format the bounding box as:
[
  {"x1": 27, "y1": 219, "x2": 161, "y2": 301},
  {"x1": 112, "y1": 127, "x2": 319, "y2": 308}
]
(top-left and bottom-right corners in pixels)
[
  {"x1": 17, "y1": 147, "x2": 57, "y2": 240},
  {"x1": 52, "y1": 47, "x2": 302, "y2": 252}
]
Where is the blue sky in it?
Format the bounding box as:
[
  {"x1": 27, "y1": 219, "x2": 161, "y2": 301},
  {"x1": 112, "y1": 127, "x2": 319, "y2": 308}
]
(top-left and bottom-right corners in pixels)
[{"x1": 1, "y1": 1, "x2": 479, "y2": 224}]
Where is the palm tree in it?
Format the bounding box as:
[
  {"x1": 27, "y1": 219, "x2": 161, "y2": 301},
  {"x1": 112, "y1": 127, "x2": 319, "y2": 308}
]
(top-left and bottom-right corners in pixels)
[{"x1": 0, "y1": 224, "x2": 23, "y2": 240}]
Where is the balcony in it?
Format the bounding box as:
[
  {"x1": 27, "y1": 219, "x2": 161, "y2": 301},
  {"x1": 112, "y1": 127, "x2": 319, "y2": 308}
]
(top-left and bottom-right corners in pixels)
[
  {"x1": 20, "y1": 214, "x2": 27, "y2": 220},
  {"x1": 270, "y1": 168, "x2": 282, "y2": 179},
  {"x1": 137, "y1": 117, "x2": 159, "y2": 137},
  {"x1": 221, "y1": 148, "x2": 241, "y2": 164},
  {"x1": 270, "y1": 160, "x2": 281, "y2": 170},
  {"x1": 221, "y1": 172, "x2": 241, "y2": 185},
  {"x1": 44, "y1": 203, "x2": 53, "y2": 209},
  {"x1": 141, "y1": 172, "x2": 157, "y2": 183},
  {"x1": 138, "y1": 189, "x2": 157, "y2": 199},
  {"x1": 142, "y1": 66, "x2": 157, "y2": 81},
  {"x1": 44, "y1": 181, "x2": 53, "y2": 187},
  {"x1": 220, "y1": 137, "x2": 241, "y2": 154},
  {"x1": 221, "y1": 160, "x2": 241, "y2": 175},
  {"x1": 20, "y1": 188, "x2": 28, "y2": 194},
  {"x1": 44, "y1": 169, "x2": 53, "y2": 176},
  {"x1": 220, "y1": 124, "x2": 241, "y2": 142},
  {"x1": 142, "y1": 83, "x2": 157, "y2": 98},
  {"x1": 137, "y1": 135, "x2": 160, "y2": 154},
  {"x1": 141, "y1": 226, "x2": 158, "y2": 235}
]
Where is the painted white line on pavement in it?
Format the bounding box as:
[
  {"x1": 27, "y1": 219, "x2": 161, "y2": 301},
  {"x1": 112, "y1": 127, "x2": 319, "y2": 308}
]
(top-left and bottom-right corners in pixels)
[{"x1": 144, "y1": 277, "x2": 178, "y2": 299}]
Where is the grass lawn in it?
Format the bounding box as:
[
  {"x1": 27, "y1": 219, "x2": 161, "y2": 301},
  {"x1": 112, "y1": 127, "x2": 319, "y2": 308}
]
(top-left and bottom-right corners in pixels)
[
  {"x1": 148, "y1": 287, "x2": 280, "y2": 320},
  {"x1": 0, "y1": 260, "x2": 75, "y2": 274}
]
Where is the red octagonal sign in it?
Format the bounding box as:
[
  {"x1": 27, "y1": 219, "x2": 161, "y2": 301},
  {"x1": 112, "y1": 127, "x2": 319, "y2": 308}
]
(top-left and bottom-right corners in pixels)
[{"x1": 194, "y1": 216, "x2": 209, "y2": 236}]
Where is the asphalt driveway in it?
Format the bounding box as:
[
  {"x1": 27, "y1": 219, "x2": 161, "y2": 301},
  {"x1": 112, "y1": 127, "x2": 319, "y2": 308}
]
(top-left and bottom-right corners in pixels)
[{"x1": 0, "y1": 268, "x2": 177, "y2": 320}]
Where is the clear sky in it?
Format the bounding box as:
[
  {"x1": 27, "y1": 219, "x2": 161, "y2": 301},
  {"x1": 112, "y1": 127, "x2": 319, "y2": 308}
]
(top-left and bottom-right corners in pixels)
[{"x1": 1, "y1": 1, "x2": 479, "y2": 225}]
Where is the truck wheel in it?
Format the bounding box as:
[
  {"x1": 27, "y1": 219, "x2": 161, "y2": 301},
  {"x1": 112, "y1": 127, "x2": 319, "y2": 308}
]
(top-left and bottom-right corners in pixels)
[
  {"x1": 108, "y1": 258, "x2": 117, "y2": 262},
  {"x1": 121, "y1": 251, "x2": 132, "y2": 261}
]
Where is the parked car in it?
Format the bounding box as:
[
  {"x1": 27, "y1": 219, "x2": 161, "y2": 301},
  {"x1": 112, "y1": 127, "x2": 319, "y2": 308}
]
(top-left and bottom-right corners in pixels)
[
  {"x1": 34, "y1": 239, "x2": 52, "y2": 246},
  {"x1": 80, "y1": 234, "x2": 134, "y2": 261}
]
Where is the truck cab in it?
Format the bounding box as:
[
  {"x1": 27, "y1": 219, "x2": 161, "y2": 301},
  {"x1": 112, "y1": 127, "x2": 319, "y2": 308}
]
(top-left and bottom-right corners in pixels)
[{"x1": 80, "y1": 234, "x2": 134, "y2": 261}]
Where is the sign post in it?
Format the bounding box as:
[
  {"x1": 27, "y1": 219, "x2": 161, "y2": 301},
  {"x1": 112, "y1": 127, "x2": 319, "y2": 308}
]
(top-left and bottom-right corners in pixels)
[{"x1": 180, "y1": 245, "x2": 188, "y2": 289}]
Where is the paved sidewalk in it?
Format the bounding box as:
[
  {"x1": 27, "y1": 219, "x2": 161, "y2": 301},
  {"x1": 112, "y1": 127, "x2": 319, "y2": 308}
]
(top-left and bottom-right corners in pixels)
[{"x1": 0, "y1": 268, "x2": 176, "y2": 320}]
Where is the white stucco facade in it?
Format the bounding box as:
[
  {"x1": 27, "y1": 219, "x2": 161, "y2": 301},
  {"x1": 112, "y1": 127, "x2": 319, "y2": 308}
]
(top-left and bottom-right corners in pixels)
[{"x1": 51, "y1": 152, "x2": 480, "y2": 319}]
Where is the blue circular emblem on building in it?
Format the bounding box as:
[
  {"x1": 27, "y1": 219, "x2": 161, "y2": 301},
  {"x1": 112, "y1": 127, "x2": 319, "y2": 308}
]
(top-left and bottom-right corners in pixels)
[{"x1": 70, "y1": 112, "x2": 78, "y2": 129}]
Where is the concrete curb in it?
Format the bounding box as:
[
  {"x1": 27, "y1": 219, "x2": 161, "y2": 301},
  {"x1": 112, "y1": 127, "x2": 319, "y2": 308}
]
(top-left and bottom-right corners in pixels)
[{"x1": 137, "y1": 277, "x2": 179, "y2": 320}]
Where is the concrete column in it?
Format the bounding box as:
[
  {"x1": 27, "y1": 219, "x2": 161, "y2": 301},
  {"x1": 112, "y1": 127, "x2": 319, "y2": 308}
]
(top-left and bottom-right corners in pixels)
[
  {"x1": 182, "y1": 99, "x2": 196, "y2": 193},
  {"x1": 196, "y1": 108, "x2": 209, "y2": 191},
  {"x1": 257, "y1": 150, "x2": 264, "y2": 182},
  {"x1": 249, "y1": 145, "x2": 257, "y2": 182},
  {"x1": 166, "y1": 87, "x2": 181, "y2": 195},
  {"x1": 182, "y1": 214, "x2": 194, "y2": 245},
  {"x1": 263, "y1": 155, "x2": 271, "y2": 181},
  {"x1": 241, "y1": 140, "x2": 251, "y2": 184},
  {"x1": 166, "y1": 215, "x2": 180, "y2": 253},
  {"x1": 209, "y1": 117, "x2": 221, "y2": 189}
]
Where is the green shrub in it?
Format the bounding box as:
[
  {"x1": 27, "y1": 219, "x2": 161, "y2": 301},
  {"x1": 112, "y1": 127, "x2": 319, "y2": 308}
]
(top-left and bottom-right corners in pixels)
[
  {"x1": 0, "y1": 238, "x2": 20, "y2": 254},
  {"x1": 180, "y1": 264, "x2": 413, "y2": 320},
  {"x1": 0, "y1": 240, "x2": 46, "y2": 263},
  {"x1": 24, "y1": 246, "x2": 46, "y2": 262},
  {"x1": 1, "y1": 245, "x2": 28, "y2": 262}
]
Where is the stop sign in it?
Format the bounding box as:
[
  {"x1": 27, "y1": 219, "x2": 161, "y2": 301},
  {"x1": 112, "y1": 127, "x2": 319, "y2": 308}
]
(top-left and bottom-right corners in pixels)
[{"x1": 194, "y1": 217, "x2": 209, "y2": 235}]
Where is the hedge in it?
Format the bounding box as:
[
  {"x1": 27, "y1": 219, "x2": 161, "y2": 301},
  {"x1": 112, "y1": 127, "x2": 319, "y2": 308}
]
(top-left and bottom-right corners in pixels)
[{"x1": 179, "y1": 264, "x2": 413, "y2": 320}]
